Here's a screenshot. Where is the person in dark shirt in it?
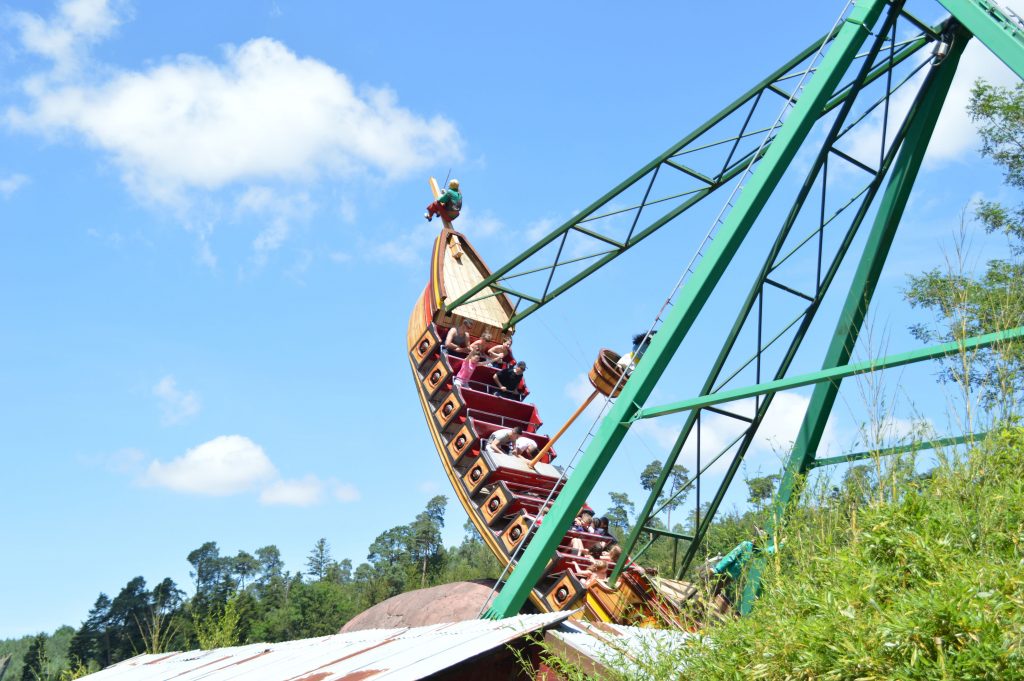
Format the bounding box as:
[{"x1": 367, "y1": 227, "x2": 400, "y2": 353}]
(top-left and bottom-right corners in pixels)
[
  {"x1": 491, "y1": 360, "x2": 526, "y2": 400},
  {"x1": 425, "y1": 179, "x2": 463, "y2": 222}
]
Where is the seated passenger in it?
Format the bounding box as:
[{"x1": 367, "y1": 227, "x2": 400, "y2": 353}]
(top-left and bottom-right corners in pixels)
[
  {"x1": 453, "y1": 351, "x2": 483, "y2": 388},
  {"x1": 512, "y1": 436, "x2": 538, "y2": 460},
  {"x1": 580, "y1": 560, "x2": 617, "y2": 592},
  {"x1": 616, "y1": 331, "x2": 657, "y2": 374},
  {"x1": 593, "y1": 516, "x2": 612, "y2": 537},
  {"x1": 491, "y1": 361, "x2": 526, "y2": 400},
  {"x1": 488, "y1": 335, "x2": 513, "y2": 367},
  {"x1": 571, "y1": 507, "x2": 595, "y2": 533},
  {"x1": 445, "y1": 319, "x2": 474, "y2": 355},
  {"x1": 603, "y1": 542, "x2": 647, "y2": 576},
  {"x1": 469, "y1": 331, "x2": 494, "y2": 359},
  {"x1": 485, "y1": 425, "x2": 522, "y2": 455}
]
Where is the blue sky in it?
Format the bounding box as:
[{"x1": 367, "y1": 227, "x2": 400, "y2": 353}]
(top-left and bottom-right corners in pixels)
[{"x1": 0, "y1": 0, "x2": 1021, "y2": 638}]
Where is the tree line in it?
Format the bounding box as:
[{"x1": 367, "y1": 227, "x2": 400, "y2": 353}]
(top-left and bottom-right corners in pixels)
[{"x1": 6, "y1": 464, "x2": 794, "y2": 681}]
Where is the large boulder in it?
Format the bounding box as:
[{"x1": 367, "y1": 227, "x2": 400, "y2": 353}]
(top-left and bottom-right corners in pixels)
[{"x1": 340, "y1": 579, "x2": 500, "y2": 632}]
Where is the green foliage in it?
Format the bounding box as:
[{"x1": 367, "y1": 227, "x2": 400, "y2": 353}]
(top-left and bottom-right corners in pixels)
[
  {"x1": 640, "y1": 460, "x2": 691, "y2": 515},
  {"x1": 305, "y1": 538, "x2": 332, "y2": 582},
  {"x1": 0, "y1": 628, "x2": 75, "y2": 681},
  {"x1": 19, "y1": 635, "x2": 46, "y2": 681},
  {"x1": 6, "y1": 494, "x2": 499, "y2": 677},
  {"x1": 55, "y1": 659, "x2": 90, "y2": 681},
  {"x1": 606, "y1": 491, "x2": 635, "y2": 531},
  {"x1": 745, "y1": 473, "x2": 779, "y2": 508},
  {"x1": 971, "y1": 81, "x2": 1024, "y2": 192},
  {"x1": 191, "y1": 594, "x2": 241, "y2": 651},
  {"x1": 665, "y1": 426, "x2": 1024, "y2": 679},
  {"x1": 906, "y1": 81, "x2": 1024, "y2": 413}
]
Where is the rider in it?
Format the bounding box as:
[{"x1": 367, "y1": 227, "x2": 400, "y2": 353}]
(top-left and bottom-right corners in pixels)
[{"x1": 425, "y1": 179, "x2": 463, "y2": 222}]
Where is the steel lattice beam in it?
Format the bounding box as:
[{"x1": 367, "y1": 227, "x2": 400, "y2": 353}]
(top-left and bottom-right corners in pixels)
[
  {"x1": 446, "y1": 18, "x2": 937, "y2": 329},
  {"x1": 614, "y1": 0, "x2": 924, "y2": 586},
  {"x1": 736, "y1": 24, "x2": 973, "y2": 613},
  {"x1": 483, "y1": 0, "x2": 891, "y2": 620}
]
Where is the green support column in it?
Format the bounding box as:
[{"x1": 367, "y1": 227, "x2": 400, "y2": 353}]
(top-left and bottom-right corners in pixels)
[
  {"x1": 483, "y1": 0, "x2": 889, "y2": 620},
  {"x1": 612, "y1": 1, "x2": 913, "y2": 586},
  {"x1": 739, "y1": 25, "x2": 971, "y2": 615}
]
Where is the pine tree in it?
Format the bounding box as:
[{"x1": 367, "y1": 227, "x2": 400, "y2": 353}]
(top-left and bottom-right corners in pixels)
[
  {"x1": 20, "y1": 633, "x2": 47, "y2": 681},
  {"x1": 306, "y1": 538, "x2": 332, "y2": 582}
]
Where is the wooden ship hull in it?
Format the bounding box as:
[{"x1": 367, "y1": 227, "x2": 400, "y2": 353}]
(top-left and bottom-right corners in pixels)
[{"x1": 407, "y1": 222, "x2": 684, "y2": 624}]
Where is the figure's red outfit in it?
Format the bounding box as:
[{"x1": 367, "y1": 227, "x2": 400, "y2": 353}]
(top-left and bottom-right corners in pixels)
[{"x1": 426, "y1": 200, "x2": 460, "y2": 221}]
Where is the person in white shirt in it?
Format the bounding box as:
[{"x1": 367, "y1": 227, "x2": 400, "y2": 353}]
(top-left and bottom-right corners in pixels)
[
  {"x1": 486, "y1": 425, "x2": 522, "y2": 455},
  {"x1": 617, "y1": 331, "x2": 657, "y2": 374},
  {"x1": 512, "y1": 436, "x2": 539, "y2": 460}
]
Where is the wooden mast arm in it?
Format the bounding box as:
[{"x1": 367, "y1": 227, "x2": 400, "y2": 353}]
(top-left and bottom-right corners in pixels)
[{"x1": 527, "y1": 389, "x2": 598, "y2": 469}]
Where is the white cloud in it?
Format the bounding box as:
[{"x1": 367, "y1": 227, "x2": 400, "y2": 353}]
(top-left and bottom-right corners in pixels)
[
  {"x1": 338, "y1": 196, "x2": 357, "y2": 224},
  {"x1": 236, "y1": 187, "x2": 313, "y2": 263},
  {"x1": 152, "y1": 374, "x2": 200, "y2": 425},
  {"x1": 525, "y1": 217, "x2": 557, "y2": 243},
  {"x1": 260, "y1": 475, "x2": 324, "y2": 506},
  {"x1": 127, "y1": 434, "x2": 358, "y2": 506},
  {"x1": 12, "y1": 0, "x2": 122, "y2": 77},
  {"x1": 332, "y1": 482, "x2": 361, "y2": 502},
  {"x1": 755, "y1": 392, "x2": 838, "y2": 456},
  {"x1": 80, "y1": 447, "x2": 144, "y2": 474},
  {"x1": 329, "y1": 251, "x2": 352, "y2": 264},
  {"x1": 925, "y1": 35, "x2": 1024, "y2": 168},
  {"x1": 365, "y1": 221, "x2": 439, "y2": 265},
  {"x1": 0, "y1": 173, "x2": 29, "y2": 198},
  {"x1": 197, "y1": 237, "x2": 217, "y2": 269},
  {"x1": 565, "y1": 371, "x2": 596, "y2": 404},
  {"x1": 623, "y1": 391, "x2": 840, "y2": 478},
  {"x1": 853, "y1": 415, "x2": 934, "y2": 450},
  {"x1": 7, "y1": 32, "x2": 463, "y2": 206},
  {"x1": 459, "y1": 208, "x2": 503, "y2": 238},
  {"x1": 142, "y1": 434, "x2": 277, "y2": 495},
  {"x1": 632, "y1": 418, "x2": 683, "y2": 450}
]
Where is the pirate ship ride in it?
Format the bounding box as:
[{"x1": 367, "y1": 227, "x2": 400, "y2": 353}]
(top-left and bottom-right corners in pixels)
[{"x1": 406, "y1": 179, "x2": 682, "y2": 624}]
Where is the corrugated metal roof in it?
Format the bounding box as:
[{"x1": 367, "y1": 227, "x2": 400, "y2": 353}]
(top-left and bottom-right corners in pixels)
[
  {"x1": 82, "y1": 612, "x2": 570, "y2": 681},
  {"x1": 549, "y1": 620, "x2": 695, "y2": 680}
]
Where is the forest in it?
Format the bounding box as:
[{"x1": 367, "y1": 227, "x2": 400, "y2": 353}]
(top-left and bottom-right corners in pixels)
[{"x1": 0, "y1": 467, "x2": 777, "y2": 681}]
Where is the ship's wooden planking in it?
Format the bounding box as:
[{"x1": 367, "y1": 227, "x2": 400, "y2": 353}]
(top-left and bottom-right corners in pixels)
[{"x1": 440, "y1": 240, "x2": 510, "y2": 329}]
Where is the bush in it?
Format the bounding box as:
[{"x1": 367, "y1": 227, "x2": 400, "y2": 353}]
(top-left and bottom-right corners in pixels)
[{"x1": 673, "y1": 426, "x2": 1024, "y2": 679}]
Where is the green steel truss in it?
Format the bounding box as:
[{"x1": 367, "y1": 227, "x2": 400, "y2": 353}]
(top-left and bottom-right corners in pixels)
[
  {"x1": 446, "y1": 7, "x2": 939, "y2": 329},
  {"x1": 481, "y1": 0, "x2": 1024, "y2": 620},
  {"x1": 936, "y1": 0, "x2": 1024, "y2": 77}
]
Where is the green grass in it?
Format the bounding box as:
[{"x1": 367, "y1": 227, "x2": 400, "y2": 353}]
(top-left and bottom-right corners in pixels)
[
  {"x1": 564, "y1": 426, "x2": 1024, "y2": 680},
  {"x1": 677, "y1": 425, "x2": 1024, "y2": 680}
]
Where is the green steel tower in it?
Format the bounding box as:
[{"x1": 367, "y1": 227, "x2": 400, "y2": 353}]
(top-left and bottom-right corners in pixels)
[{"x1": 442, "y1": 0, "x2": 1024, "y2": 619}]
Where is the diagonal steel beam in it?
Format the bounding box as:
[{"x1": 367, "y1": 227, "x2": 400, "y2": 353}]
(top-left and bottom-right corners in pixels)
[
  {"x1": 447, "y1": 22, "x2": 935, "y2": 325},
  {"x1": 740, "y1": 26, "x2": 973, "y2": 613},
  {"x1": 482, "y1": 0, "x2": 891, "y2": 619}
]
